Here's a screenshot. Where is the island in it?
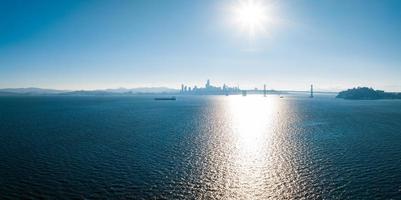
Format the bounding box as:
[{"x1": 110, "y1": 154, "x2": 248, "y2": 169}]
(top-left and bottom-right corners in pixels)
[{"x1": 336, "y1": 87, "x2": 401, "y2": 100}]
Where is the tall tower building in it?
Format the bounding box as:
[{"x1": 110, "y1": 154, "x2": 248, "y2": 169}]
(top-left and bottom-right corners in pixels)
[
  {"x1": 206, "y1": 79, "x2": 210, "y2": 88},
  {"x1": 310, "y1": 84, "x2": 314, "y2": 98}
]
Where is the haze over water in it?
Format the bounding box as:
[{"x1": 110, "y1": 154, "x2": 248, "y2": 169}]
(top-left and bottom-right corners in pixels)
[{"x1": 1, "y1": 95, "x2": 400, "y2": 199}]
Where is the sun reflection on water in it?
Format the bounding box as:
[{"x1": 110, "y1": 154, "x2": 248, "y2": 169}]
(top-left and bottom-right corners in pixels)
[
  {"x1": 228, "y1": 95, "x2": 277, "y2": 153},
  {"x1": 200, "y1": 95, "x2": 295, "y2": 199},
  {"x1": 225, "y1": 95, "x2": 279, "y2": 198}
]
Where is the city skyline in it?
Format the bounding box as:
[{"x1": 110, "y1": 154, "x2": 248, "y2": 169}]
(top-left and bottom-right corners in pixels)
[
  {"x1": 180, "y1": 79, "x2": 241, "y2": 95},
  {"x1": 1, "y1": 0, "x2": 401, "y2": 91}
]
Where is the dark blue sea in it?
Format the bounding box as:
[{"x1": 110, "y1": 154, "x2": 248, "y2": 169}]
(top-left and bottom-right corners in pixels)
[{"x1": 0, "y1": 95, "x2": 401, "y2": 199}]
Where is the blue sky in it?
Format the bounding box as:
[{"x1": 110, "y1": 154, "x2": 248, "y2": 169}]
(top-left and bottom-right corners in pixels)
[{"x1": 0, "y1": 0, "x2": 400, "y2": 91}]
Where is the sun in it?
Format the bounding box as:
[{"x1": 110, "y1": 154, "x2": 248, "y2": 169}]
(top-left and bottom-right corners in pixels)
[{"x1": 230, "y1": 0, "x2": 275, "y2": 38}]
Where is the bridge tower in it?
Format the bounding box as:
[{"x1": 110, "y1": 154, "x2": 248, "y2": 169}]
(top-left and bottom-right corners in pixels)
[{"x1": 264, "y1": 84, "x2": 267, "y2": 97}]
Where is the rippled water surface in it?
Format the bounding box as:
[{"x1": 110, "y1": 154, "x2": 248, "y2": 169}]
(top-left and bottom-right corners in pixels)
[{"x1": 1, "y1": 95, "x2": 401, "y2": 199}]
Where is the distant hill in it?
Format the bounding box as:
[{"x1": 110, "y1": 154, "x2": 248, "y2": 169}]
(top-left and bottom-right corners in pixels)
[
  {"x1": 0, "y1": 87, "x2": 178, "y2": 96},
  {"x1": 0, "y1": 91, "x2": 25, "y2": 96},
  {"x1": 336, "y1": 87, "x2": 401, "y2": 100},
  {"x1": 104, "y1": 87, "x2": 178, "y2": 94},
  {"x1": 59, "y1": 90, "x2": 118, "y2": 96},
  {"x1": 0, "y1": 88, "x2": 70, "y2": 95}
]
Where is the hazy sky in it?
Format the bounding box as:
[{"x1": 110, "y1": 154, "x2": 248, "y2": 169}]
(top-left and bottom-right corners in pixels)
[{"x1": 1, "y1": 0, "x2": 400, "y2": 91}]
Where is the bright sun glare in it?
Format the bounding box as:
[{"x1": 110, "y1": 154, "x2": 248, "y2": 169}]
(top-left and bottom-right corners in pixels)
[{"x1": 231, "y1": 0, "x2": 275, "y2": 38}]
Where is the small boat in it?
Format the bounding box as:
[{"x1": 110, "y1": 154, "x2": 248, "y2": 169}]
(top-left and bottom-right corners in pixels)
[{"x1": 154, "y1": 96, "x2": 176, "y2": 101}]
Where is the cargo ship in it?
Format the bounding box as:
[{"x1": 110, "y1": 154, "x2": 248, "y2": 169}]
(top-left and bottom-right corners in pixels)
[{"x1": 154, "y1": 96, "x2": 176, "y2": 101}]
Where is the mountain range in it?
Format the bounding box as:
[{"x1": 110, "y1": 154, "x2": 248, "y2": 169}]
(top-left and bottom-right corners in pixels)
[{"x1": 0, "y1": 87, "x2": 178, "y2": 96}]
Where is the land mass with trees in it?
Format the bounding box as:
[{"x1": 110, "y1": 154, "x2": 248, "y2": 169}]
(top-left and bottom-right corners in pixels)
[{"x1": 336, "y1": 87, "x2": 401, "y2": 100}]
